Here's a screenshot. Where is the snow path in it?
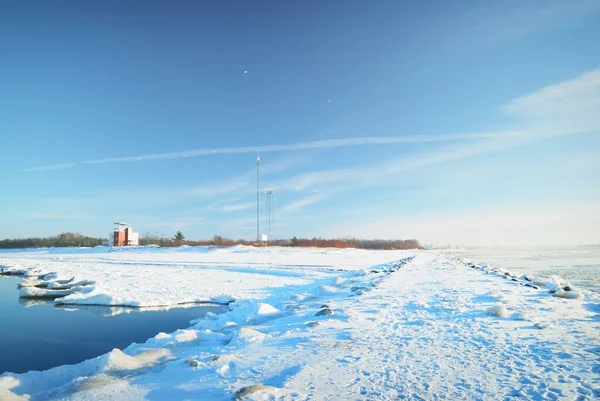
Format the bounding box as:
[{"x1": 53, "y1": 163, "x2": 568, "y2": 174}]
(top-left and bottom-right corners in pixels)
[
  {"x1": 1, "y1": 249, "x2": 599, "y2": 400},
  {"x1": 283, "y1": 253, "x2": 600, "y2": 399}
]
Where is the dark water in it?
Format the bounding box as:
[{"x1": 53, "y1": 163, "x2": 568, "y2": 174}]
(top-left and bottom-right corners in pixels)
[{"x1": 0, "y1": 276, "x2": 227, "y2": 374}]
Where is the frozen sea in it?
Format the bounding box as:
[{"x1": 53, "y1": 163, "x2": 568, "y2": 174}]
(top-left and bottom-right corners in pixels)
[{"x1": 440, "y1": 245, "x2": 600, "y2": 292}]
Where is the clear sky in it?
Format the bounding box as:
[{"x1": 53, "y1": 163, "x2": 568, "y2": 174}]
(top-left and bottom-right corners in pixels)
[{"x1": 1, "y1": 0, "x2": 599, "y2": 246}]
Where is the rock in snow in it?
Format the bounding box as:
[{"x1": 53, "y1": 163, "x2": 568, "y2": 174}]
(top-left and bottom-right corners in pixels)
[
  {"x1": 234, "y1": 384, "x2": 278, "y2": 400},
  {"x1": 315, "y1": 308, "x2": 333, "y2": 316}
]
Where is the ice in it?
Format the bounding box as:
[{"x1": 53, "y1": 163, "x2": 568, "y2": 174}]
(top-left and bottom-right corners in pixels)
[
  {"x1": 1, "y1": 247, "x2": 598, "y2": 400},
  {"x1": 552, "y1": 289, "x2": 585, "y2": 300},
  {"x1": 486, "y1": 303, "x2": 509, "y2": 318}
]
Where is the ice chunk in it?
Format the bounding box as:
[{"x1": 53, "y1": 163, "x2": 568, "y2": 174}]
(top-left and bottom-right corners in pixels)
[
  {"x1": 229, "y1": 327, "x2": 268, "y2": 346},
  {"x1": 552, "y1": 290, "x2": 584, "y2": 300},
  {"x1": 486, "y1": 304, "x2": 509, "y2": 318},
  {"x1": 19, "y1": 286, "x2": 85, "y2": 299},
  {"x1": 256, "y1": 303, "x2": 280, "y2": 316}
]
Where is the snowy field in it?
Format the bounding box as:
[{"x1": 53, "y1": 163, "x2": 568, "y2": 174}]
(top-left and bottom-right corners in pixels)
[{"x1": 0, "y1": 246, "x2": 599, "y2": 400}]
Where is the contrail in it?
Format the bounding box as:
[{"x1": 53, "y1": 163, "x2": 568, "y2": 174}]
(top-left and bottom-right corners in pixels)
[
  {"x1": 19, "y1": 163, "x2": 76, "y2": 172},
  {"x1": 19, "y1": 131, "x2": 524, "y2": 172}
]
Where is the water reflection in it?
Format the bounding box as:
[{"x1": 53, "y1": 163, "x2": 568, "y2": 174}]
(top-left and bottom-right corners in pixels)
[{"x1": 1, "y1": 276, "x2": 228, "y2": 374}]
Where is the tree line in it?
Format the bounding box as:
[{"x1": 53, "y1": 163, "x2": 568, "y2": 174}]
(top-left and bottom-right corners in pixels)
[
  {"x1": 140, "y1": 232, "x2": 423, "y2": 250},
  {"x1": 0, "y1": 232, "x2": 423, "y2": 250},
  {"x1": 0, "y1": 232, "x2": 105, "y2": 249}
]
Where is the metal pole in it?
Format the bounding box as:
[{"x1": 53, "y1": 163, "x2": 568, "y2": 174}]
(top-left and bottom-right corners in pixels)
[
  {"x1": 269, "y1": 190, "x2": 273, "y2": 238},
  {"x1": 256, "y1": 152, "x2": 260, "y2": 242}
]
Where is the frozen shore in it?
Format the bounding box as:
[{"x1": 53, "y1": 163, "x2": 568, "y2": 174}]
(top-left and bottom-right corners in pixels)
[{"x1": 0, "y1": 246, "x2": 598, "y2": 400}]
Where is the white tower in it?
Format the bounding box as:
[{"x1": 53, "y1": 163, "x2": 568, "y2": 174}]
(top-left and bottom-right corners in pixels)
[{"x1": 264, "y1": 188, "x2": 274, "y2": 243}]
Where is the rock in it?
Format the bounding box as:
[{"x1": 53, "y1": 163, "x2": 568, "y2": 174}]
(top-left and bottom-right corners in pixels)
[
  {"x1": 534, "y1": 322, "x2": 550, "y2": 330},
  {"x1": 370, "y1": 270, "x2": 380, "y2": 274},
  {"x1": 511, "y1": 278, "x2": 518, "y2": 282},
  {"x1": 320, "y1": 304, "x2": 329, "y2": 308},
  {"x1": 306, "y1": 321, "x2": 319, "y2": 328},
  {"x1": 186, "y1": 358, "x2": 202, "y2": 368},
  {"x1": 234, "y1": 384, "x2": 277, "y2": 400},
  {"x1": 315, "y1": 308, "x2": 332, "y2": 316},
  {"x1": 211, "y1": 355, "x2": 220, "y2": 361}
]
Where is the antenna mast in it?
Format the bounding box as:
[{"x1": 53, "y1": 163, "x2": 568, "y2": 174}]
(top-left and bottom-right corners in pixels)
[
  {"x1": 264, "y1": 189, "x2": 274, "y2": 243},
  {"x1": 256, "y1": 151, "x2": 260, "y2": 242}
]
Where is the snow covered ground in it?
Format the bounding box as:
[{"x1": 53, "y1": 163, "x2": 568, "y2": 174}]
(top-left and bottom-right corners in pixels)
[{"x1": 0, "y1": 246, "x2": 599, "y2": 400}]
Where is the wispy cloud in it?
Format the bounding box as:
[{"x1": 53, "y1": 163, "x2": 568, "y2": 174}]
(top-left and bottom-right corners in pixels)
[
  {"x1": 271, "y1": 130, "x2": 555, "y2": 193},
  {"x1": 19, "y1": 132, "x2": 524, "y2": 172},
  {"x1": 218, "y1": 202, "x2": 256, "y2": 213},
  {"x1": 20, "y1": 163, "x2": 76, "y2": 172},
  {"x1": 142, "y1": 217, "x2": 204, "y2": 230},
  {"x1": 503, "y1": 68, "x2": 600, "y2": 130},
  {"x1": 451, "y1": 0, "x2": 600, "y2": 47},
  {"x1": 278, "y1": 193, "x2": 329, "y2": 215},
  {"x1": 26, "y1": 213, "x2": 97, "y2": 220}
]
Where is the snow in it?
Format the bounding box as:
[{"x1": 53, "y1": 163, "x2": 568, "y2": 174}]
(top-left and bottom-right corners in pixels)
[
  {"x1": 486, "y1": 303, "x2": 509, "y2": 318},
  {"x1": 1, "y1": 246, "x2": 599, "y2": 400}
]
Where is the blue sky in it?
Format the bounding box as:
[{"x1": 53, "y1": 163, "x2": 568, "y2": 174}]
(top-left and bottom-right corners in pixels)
[{"x1": 1, "y1": 0, "x2": 599, "y2": 246}]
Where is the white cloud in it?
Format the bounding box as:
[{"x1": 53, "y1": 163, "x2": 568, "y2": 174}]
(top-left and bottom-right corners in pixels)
[{"x1": 503, "y1": 68, "x2": 600, "y2": 130}]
